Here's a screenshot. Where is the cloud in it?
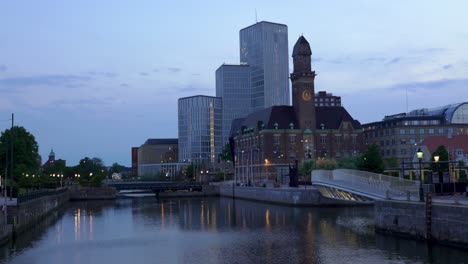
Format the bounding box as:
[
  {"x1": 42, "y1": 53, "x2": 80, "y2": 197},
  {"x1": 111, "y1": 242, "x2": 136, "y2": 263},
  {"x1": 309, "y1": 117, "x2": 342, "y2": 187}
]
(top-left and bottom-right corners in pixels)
[
  {"x1": 0, "y1": 65, "x2": 7, "y2": 72},
  {"x1": 192, "y1": 73, "x2": 200, "y2": 76},
  {"x1": 421, "y1": 48, "x2": 447, "y2": 53},
  {"x1": 51, "y1": 97, "x2": 117, "y2": 108},
  {"x1": 120, "y1": 83, "x2": 129, "y2": 87},
  {"x1": 442, "y1": 64, "x2": 453, "y2": 70},
  {"x1": 386, "y1": 57, "x2": 401, "y2": 64},
  {"x1": 153, "y1": 68, "x2": 160, "y2": 73},
  {"x1": 0, "y1": 74, "x2": 92, "y2": 89},
  {"x1": 140, "y1": 72, "x2": 148, "y2": 76},
  {"x1": 387, "y1": 78, "x2": 468, "y2": 92},
  {"x1": 86, "y1": 71, "x2": 117, "y2": 78},
  {"x1": 364, "y1": 57, "x2": 386, "y2": 62},
  {"x1": 174, "y1": 85, "x2": 212, "y2": 93},
  {"x1": 167, "y1": 67, "x2": 182, "y2": 73}
]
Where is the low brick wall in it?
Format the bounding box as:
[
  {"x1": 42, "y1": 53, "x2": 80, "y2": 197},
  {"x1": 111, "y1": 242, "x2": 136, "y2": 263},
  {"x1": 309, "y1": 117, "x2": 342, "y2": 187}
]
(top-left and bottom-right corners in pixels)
[
  {"x1": 218, "y1": 185, "x2": 359, "y2": 206},
  {"x1": 375, "y1": 200, "x2": 468, "y2": 248},
  {"x1": 69, "y1": 187, "x2": 117, "y2": 200}
]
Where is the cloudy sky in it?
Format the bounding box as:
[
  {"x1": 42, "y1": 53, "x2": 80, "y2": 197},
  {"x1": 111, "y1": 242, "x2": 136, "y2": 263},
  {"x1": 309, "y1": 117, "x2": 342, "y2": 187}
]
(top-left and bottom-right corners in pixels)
[{"x1": 1, "y1": 0, "x2": 467, "y2": 166}]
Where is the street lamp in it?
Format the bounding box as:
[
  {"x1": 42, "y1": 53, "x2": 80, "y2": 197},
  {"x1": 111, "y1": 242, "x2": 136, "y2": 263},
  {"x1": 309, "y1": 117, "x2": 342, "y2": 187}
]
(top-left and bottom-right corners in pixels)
[
  {"x1": 434, "y1": 155, "x2": 441, "y2": 192},
  {"x1": 416, "y1": 148, "x2": 424, "y2": 202}
]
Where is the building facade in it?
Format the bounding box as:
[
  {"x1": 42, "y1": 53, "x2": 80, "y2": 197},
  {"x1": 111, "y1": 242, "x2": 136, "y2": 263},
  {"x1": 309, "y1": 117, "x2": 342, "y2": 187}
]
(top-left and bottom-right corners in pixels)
[
  {"x1": 137, "y1": 138, "x2": 179, "y2": 177},
  {"x1": 216, "y1": 64, "x2": 252, "y2": 145},
  {"x1": 240, "y1": 21, "x2": 290, "y2": 112},
  {"x1": 131, "y1": 147, "x2": 138, "y2": 177},
  {"x1": 314, "y1": 91, "x2": 341, "y2": 107},
  {"x1": 231, "y1": 36, "x2": 363, "y2": 184},
  {"x1": 362, "y1": 102, "x2": 468, "y2": 163},
  {"x1": 178, "y1": 95, "x2": 223, "y2": 164}
]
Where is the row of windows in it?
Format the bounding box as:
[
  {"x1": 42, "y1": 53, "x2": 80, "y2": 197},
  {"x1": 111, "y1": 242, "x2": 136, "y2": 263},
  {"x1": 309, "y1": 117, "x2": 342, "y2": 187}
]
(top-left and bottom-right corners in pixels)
[{"x1": 365, "y1": 127, "x2": 453, "y2": 138}]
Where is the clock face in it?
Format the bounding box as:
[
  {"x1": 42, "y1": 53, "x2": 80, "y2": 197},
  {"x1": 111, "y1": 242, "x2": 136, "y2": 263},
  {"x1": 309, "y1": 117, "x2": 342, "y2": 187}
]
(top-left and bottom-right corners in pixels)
[{"x1": 302, "y1": 90, "x2": 312, "y2": 101}]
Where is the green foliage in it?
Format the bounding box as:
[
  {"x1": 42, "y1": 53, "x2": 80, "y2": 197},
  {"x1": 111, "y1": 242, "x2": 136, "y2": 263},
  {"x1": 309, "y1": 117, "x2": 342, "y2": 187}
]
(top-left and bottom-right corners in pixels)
[
  {"x1": 0, "y1": 126, "x2": 40, "y2": 178},
  {"x1": 109, "y1": 162, "x2": 126, "y2": 174},
  {"x1": 431, "y1": 145, "x2": 449, "y2": 172},
  {"x1": 72, "y1": 157, "x2": 107, "y2": 187},
  {"x1": 357, "y1": 144, "x2": 384, "y2": 173},
  {"x1": 299, "y1": 160, "x2": 315, "y2": 178},
  {"x1": 219, "y1": 143, "x2": 232, "y2": 162},
  {"x1": 337, "y1": 157, "x2": 359, "y2": 169},
  {"x1": 316, "y1": 158, "x2": 337, "y2": 170},
  {"x1": 186, "y1": 164, "x2": 194, "y2": 179}
]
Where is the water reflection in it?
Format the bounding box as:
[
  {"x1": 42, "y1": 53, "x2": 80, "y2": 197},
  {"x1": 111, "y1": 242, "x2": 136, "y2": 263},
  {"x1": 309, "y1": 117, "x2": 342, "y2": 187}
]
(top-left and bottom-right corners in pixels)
[{"x1": 0, "y1": 198, "x2": 467, "y2": 264}]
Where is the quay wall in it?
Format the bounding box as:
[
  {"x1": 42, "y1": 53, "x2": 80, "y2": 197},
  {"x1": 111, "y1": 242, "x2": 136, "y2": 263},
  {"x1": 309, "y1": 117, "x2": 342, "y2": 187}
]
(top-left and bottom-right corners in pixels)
[
  {"x1": 218, "y1": 185, "x2": 361, "y2": 206},
  {"x1": 13, "y1": 190, "x2": 69, "y2": 235},
  {"x1": 375, "y1": 200, "x2": 468, "y2": 248}
]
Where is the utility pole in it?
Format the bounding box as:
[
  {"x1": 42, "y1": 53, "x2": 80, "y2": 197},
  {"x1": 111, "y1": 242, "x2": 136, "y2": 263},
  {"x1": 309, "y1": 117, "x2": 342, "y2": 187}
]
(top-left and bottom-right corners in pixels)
[{"x1": 9, "y1": 113, "x2": 13, "y2": 201}]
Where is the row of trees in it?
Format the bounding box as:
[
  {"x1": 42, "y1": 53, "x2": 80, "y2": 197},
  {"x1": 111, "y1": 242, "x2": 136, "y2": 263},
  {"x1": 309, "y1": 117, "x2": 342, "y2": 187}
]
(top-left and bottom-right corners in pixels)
[{"x1": 0, "y1": 126, "x2": 128, "y2": 196}]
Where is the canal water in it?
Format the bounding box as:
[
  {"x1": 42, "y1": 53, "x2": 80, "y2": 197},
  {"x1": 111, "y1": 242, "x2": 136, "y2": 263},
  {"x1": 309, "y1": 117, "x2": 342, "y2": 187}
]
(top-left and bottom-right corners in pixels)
[{"x1": 0, "y1": 197, "x2": 466, "y2": 264}]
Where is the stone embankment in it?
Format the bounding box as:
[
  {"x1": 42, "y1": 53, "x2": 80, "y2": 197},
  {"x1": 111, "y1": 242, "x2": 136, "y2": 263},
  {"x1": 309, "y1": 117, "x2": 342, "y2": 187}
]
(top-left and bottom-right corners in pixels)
[
  {"x1": 217, "y1": 185, "x2": 366, "y2": 206},
  {"x1": 375, "y1": 200, "x2": 468, "y2": 248}
]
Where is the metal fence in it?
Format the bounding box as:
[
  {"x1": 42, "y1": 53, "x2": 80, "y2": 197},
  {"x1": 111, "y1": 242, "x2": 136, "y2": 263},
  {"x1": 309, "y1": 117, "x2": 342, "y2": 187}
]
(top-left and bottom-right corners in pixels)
[
  {"x1": 17, "y1": 188, "x2": 68, "y2": 204},
  {"x1": 312, "y1": 169, "x2": 420, "y2": 201}
]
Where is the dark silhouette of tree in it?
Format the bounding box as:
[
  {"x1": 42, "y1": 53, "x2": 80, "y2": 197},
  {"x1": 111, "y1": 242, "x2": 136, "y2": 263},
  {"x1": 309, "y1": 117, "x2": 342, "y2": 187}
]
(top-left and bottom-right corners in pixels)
[{"x1": 358, "y1": 144, "x2": 384, "y2": 173}]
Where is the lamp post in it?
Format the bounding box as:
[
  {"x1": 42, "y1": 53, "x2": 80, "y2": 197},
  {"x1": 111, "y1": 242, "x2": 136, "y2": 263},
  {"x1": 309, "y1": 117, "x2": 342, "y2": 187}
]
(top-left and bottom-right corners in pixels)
[
  {"x1": 434, "y1": 155, "x2": 441, "y2": 193},
  {"x1": 416, "y1": 148, "x2": 424, "y2": 202}
]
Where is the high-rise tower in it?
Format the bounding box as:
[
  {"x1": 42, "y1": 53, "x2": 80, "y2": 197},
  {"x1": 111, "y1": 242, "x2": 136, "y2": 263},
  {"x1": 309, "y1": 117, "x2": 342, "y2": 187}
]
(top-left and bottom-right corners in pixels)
[
  {"x1": 291, "y1": 36, "x2": 316, "y2": 131},
  {"x1": 240, "y1": 21, "x2": 289, "y2": 112}
]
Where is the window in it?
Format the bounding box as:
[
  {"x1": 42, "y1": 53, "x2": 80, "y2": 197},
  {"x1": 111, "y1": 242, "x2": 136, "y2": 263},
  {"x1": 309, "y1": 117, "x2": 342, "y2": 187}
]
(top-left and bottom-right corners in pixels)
[
  {"x1": 410, "y1": 129, "x2": 415, "y2": 134},
  {"x1": 409, "y1": 138, "x2": 416, "y2": 144},
  {"x1": 335, "y1": 135, "x2": 341, "y2": 144},
  {"x1": 419, "y1": 128, "x2": 424, "y2": 134},
  {"x1": 274, "y1": 134, "x2": 280, "y2": 145},
  {"x1": 289, "y1": 134, "x2": 296, "y2": 144},
  {"x1": 352, "y1": 135, "x2": 357, "y2": 144},
  {"x1": 400, "y1": 138, "x2": 406, "y2": 144},
  {"x1": 400, "y1": 129, "x2": 406, "y2": 135},
  {"x1": 401, "y1": 149, "x2": 407, "y2": 155},
  {"x1": 429, "y1": 128, "x2": 435, "y2": 134},
  {"x1": 320, "y1": 135, "x2": 327, "y2": 144},
  {"x1": 438, "y1": 128, "x2": 444, "y2": 134}
]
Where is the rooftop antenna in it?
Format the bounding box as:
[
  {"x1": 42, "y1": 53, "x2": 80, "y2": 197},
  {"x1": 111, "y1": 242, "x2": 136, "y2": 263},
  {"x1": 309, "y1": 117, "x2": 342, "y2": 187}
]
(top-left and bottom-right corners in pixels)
[
  {"x1": 405, "y1": 87, "x2": 409, "y2": 113},
  {"x1": 255, "y1": 9, "x2": 258, "y2": 23}
]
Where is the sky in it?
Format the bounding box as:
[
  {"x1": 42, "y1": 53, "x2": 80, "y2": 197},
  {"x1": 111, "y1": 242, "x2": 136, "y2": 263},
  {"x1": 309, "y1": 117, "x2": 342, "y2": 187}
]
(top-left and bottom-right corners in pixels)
[{"x1": 1, "y1": 0, "x2": 467, "y2": 167}]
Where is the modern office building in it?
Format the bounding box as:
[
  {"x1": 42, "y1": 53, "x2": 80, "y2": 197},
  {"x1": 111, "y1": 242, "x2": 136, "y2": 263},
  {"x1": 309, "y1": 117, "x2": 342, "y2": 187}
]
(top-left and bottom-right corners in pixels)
[
  {"x1": 216, "y1": 63, "x2": 252, "y2": 145},
  {"x1": 362, "y1": 102, "x2": 468, "y2": 163},
  {"x1": 230, "y1": 36, "x2": 363, "y2": 183},
  {"x1": 178, "y1": 95, "x2": 223, "y2": 164},
  {"x1": 240, "y1": 21, "x2": 290, "y2": 111},
  {"x1": 314, "y1": 91, "x2": 341, "y2": 107},
  {"x1": 137, "y1": 138, "x2": 180, "y2": 177}
]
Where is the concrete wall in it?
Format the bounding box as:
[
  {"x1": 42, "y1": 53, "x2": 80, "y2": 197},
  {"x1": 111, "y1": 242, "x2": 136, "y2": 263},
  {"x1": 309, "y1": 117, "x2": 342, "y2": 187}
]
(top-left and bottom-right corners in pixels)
[
  {"x1": 218, "y1": 185, "x2": 358, "y2": 206},
  {"x1": 69, "y1": 187, "x2": 117, "y2": 200},
  {"x1": 13, "y1": 190, "x2": 69, "y2": 235},
  {"x1": 375, "y1": 200, "x2": 468, "y2": 248}
]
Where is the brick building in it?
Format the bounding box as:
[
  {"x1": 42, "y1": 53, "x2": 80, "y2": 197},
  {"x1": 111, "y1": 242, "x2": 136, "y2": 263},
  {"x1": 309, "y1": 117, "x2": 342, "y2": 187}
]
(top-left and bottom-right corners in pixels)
[{"x1": 230, "y1": 36, "x2": 363, "y2": 184}]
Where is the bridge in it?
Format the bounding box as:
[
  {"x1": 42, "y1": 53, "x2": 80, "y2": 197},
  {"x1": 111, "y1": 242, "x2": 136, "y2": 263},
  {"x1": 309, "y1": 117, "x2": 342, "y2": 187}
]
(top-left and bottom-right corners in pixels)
[
  {"x1": 105, "y1": 181, "x2": 203, "y2": 192},
  {"x1": 312, "y1": 169, "x2": 421, "y2": 201}
]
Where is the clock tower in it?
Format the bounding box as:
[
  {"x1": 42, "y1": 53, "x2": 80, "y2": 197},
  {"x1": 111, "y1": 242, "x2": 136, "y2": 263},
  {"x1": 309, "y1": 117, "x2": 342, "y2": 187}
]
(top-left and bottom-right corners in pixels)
[{"x1": 290, "y1": 36, "x2": 316, "y2": 131}]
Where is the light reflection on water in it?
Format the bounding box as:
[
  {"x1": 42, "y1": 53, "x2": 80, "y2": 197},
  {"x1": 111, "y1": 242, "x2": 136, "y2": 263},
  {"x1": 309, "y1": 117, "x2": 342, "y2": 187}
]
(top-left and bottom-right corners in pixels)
[{"x1": 0, "y1": 197, "x2": 467, "y2": 264}]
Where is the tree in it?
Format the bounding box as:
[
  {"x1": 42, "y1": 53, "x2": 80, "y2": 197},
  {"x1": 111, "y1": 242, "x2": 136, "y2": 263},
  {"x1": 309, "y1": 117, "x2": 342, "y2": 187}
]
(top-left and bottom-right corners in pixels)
[
  {"x1": 316, "y1": 158, "x2": 337, "y2": 170},
  {"x1": 109, "y1": 162, "x2": 126, "y2": 174},
  {"x1": 219, "y1": 143, "x2": 232, "y2": 162},
  {"x1": 73, "y1": 157, "x2": 106, "y2": 187},
  {"x1": 299, "y1": 160, "x2": 315, "y2": 178},
  {"x1": 337, "y1": 157, "x2": 359, "y2": 169},
  {"x1": 431, "y1": 145, "x2": 449, "y2": 172},
  {"x1": 357, "y1": 144, "x2": 384, "y2": 173},
  {"x1": 186, "y1": 163, "x2": 194, "y2": 179},
  {"x1": 0, "y1": 126, "x2": 40, "y2": 178}
]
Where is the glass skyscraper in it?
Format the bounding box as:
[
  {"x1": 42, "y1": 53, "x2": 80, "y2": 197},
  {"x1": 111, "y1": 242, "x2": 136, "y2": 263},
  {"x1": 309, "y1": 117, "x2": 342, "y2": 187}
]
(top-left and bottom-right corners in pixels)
[
  {"x1": 240, "y1": 21, "x2": 290, "y2": 112},
  {"x1": 216, "y1": 64, "x2": 252, "y2": 144},
  {"x1": 178, "y1": 95, "x2": 223, "y2": 164}
]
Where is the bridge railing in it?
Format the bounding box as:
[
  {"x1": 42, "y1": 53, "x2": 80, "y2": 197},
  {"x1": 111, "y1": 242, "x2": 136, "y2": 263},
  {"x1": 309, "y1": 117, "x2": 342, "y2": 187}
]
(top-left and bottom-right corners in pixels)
[{"x1": 312, "y1": 169, "x2": 420, "y2": 201}]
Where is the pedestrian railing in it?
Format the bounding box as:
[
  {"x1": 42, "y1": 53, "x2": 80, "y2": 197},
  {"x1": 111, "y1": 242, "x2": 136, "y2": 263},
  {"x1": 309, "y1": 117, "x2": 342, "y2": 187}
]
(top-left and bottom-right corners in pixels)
[{"x1": 312, "y1": 169, "x2": 420, "y2": 201}]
